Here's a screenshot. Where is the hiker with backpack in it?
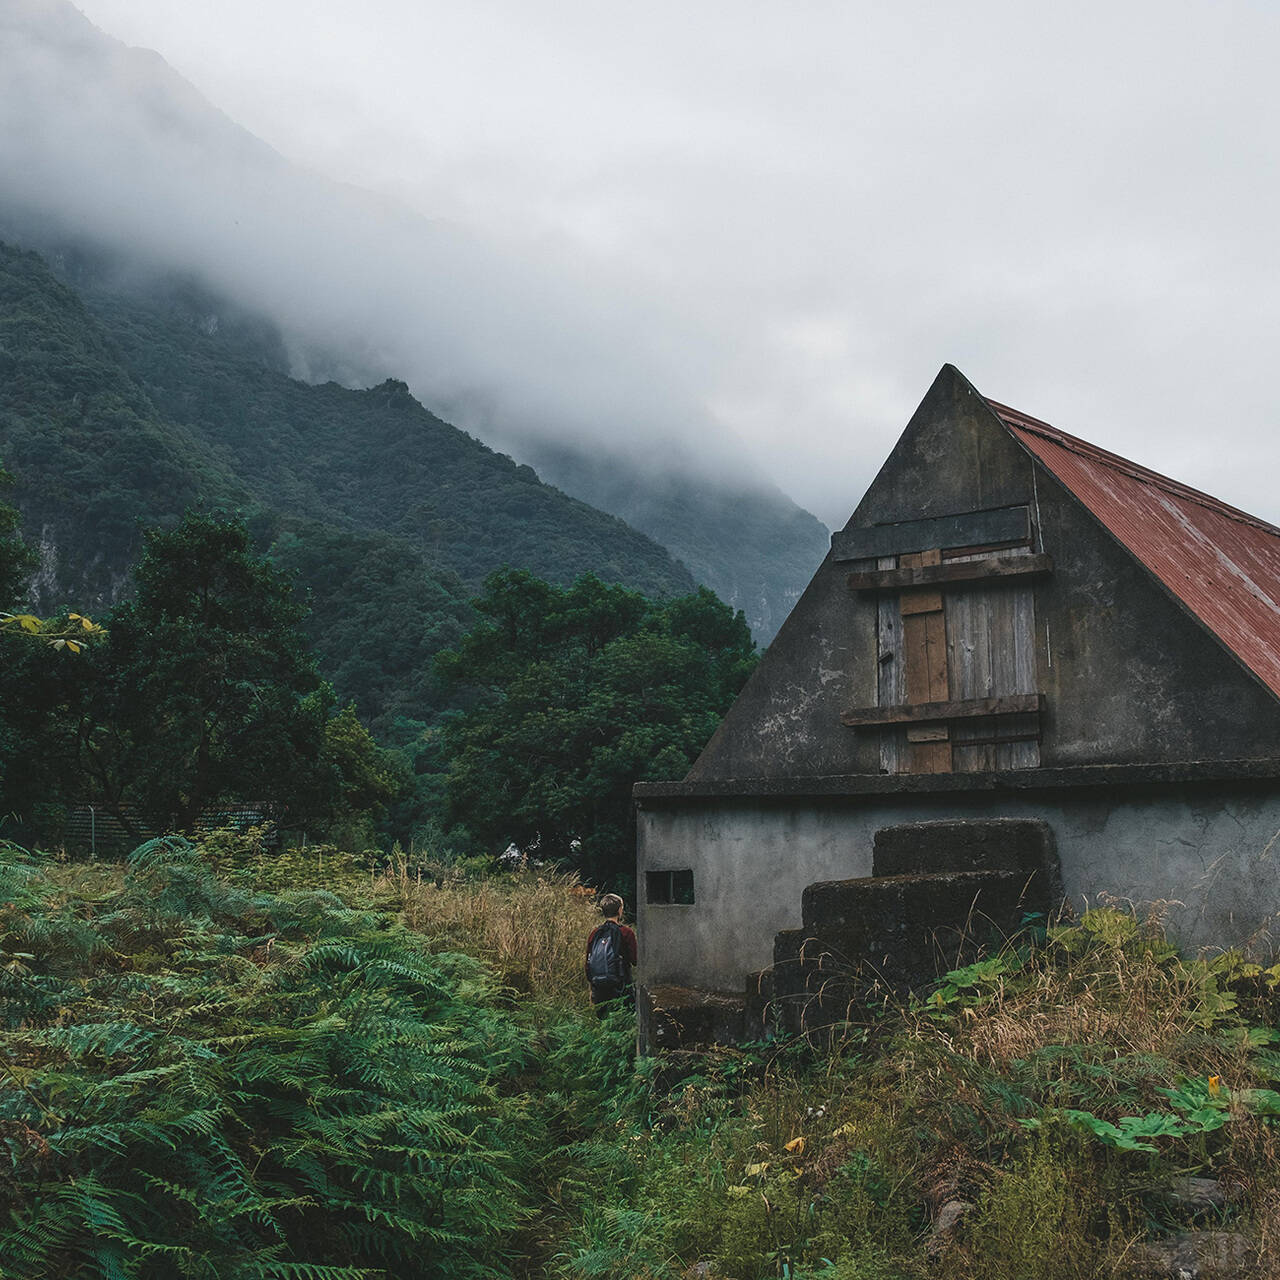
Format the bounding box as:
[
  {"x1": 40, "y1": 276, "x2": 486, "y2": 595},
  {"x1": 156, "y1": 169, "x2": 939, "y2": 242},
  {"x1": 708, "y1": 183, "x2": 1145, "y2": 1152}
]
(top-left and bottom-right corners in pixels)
[{"x1": 585, "y1": 894, "x2": 637, "y2": 1008}]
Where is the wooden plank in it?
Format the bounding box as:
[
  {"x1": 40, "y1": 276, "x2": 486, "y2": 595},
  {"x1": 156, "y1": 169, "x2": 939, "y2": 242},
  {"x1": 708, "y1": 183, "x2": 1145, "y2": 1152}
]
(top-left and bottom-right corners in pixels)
[
  {"x1": 899, "y1": 549, "x2": 951, "y2": 772},
  {"x1": 831, "y1": 506, "x2": 1030, "y2": 561},
  {"x1": 1011, "y1": 584, "x2": 1037, "y2": 694},
  {"x1": 841, "y1": 693, "x2": 1043, "y2": 727},
  {"x1": 847, "y1": 553, "x2": 1052, "y2": 593},
  {"x1": 995, "y1": 712, "x2": 1041, "y2": 769},
  {"x1": 946, "y1": 586, "x2": 994, "y2": 770},
  {"x1": 942, "y1": 540, "x2": 1031, "y2": 560},
  {"x1": 874, "y1": 555, "x2": 905, "y2": 774},
  {"x1": 900, "y1": 591, "x2": 944, "y2": 615},
  {"x1": 906, "y1": 724, "x2": 950, "y2": 743},
  {"x1": 911, "y1": 740, "x2": 953, "y2": 772},
  {"x1": 923, "y1": 607, "x2": 949, "y2": 701},
  {"x1": 898, "y1": 547, "x2": 943, "y2": 615},
  {"x1": 902, "y1": 611, "x2": 930, "y2": 703}
]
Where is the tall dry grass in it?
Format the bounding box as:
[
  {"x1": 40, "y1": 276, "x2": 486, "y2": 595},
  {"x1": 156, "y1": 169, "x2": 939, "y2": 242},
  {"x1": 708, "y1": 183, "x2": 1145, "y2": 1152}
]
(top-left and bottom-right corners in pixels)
[
  {"x1": 903, "y1": 907, "x2": 1234, "y2": 1095},
  {"x1": 373, "y1": 857, "x2": 602, "y2": 1007}
]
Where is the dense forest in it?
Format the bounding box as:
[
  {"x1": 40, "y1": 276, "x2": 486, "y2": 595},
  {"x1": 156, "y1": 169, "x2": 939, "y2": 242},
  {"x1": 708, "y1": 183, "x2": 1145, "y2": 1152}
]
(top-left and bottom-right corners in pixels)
[
  {"x1": 0, "y1": 481, "x2": 753, "y2": 886},
  {"x1": 0, "y1": 240, "x2": 699, "y2": 740}
]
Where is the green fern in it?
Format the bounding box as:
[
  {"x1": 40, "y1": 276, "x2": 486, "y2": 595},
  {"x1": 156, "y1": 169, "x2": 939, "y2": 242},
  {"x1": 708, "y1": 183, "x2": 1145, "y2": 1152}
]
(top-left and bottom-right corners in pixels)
[{"x1": 0, "y1": 837, "x2": 535, "y2": 1278}]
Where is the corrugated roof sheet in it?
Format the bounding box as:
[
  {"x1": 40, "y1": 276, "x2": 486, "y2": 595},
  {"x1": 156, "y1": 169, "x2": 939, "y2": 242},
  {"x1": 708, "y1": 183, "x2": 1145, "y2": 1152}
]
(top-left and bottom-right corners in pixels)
[{"x1": 987, "y1": 397, "x2": 1280, "y2": 700}]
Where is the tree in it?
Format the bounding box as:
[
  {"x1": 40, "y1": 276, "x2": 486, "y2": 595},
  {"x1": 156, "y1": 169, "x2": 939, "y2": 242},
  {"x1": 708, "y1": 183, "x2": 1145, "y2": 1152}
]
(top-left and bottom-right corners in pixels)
[
  {"x1": 0, "y1": 465, "x2": 99, "y2": 822},
  {"x1": 320, "y1": 702, "x2": 408, "y2": 847},
  {"x1": 78, "y1": 513, "x2": 333, "y2": 833},
  {"x1": 0, "y1": 465, "x2": 36, "y2": 606},
  {"x1": 437, "y1": 569, "x2": 756, "y2": 887}
]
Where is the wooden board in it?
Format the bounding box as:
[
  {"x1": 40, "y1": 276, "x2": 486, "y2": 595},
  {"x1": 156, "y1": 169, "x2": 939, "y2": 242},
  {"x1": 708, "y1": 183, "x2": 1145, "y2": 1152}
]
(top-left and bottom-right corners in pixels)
[
  {"x1": 874, "y1": 554, "x2": 906, "y2": 773},
  {"x1": 906, "y1": 724, "x2": 950, "y2": 743},
  {"x1": 840, "y1": 693, "x2": 1043, "y2": 727},
  {"x1": 902, "y1": 550, "x2": 951, "y2": 772},
  {"x1": 943, "y1": 546, "x2": 1040, "y2": 770},
  {"x1": 846, "y1": 553, "x2": 1053, "y2": 593},
  {"x1": 858, "y1": 544, "x2": 1041, "y2": 775},
  {"x1": 831, "y1": 506, "x2": 1030, "y2": 561}
]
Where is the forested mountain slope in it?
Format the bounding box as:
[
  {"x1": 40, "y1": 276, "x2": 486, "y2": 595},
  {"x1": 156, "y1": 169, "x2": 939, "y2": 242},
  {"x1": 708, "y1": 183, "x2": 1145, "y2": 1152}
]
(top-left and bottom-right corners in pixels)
[
  {"x1": 0, "y1": 241, "x2": 696, "y2": 733},
  {"x1": 516, "y1": 438, "x2": 831, "y2": 641},
  {"x1": 78, "y1": 267, "x2": 694, "y2": 598},
  {"x1": 3, "y1": 0, "x2": 827, "y2": 646},
  {"x1": 0, "y1": 243, "x2": 243, "y2": 608}
]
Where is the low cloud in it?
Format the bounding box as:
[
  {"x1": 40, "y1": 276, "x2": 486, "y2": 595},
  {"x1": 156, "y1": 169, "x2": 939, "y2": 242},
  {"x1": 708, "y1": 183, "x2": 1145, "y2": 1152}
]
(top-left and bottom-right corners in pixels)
[
  {"x1": 1, "y1": 0, "x2": 765, "y2": 505},
  {"x1": 6, "y1": 1, "x2": 1280, "y2": 529}
]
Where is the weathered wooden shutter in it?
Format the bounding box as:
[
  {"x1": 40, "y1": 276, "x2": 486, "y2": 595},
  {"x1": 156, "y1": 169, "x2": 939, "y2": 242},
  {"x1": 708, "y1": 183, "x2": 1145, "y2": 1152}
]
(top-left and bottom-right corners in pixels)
[{"x1": 836, "y1": 507, "x2": 1049, "y2": 775}]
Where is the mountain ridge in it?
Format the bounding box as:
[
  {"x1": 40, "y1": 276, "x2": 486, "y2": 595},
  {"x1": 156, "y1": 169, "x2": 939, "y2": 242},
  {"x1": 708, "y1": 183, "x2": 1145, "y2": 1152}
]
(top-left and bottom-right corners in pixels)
[
  {"x1": 0, "y1": 240, "x2": 697, "y2": 739},
  {"x1": 1, "y1": 0, "x2": 829, "y2": 643}
]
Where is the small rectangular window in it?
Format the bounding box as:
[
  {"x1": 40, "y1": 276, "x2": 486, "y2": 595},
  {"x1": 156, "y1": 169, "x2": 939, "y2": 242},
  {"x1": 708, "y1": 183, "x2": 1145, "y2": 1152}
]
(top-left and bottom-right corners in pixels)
[{"x1": 646, "y1": 868, "x2": 695, "y2": 905}]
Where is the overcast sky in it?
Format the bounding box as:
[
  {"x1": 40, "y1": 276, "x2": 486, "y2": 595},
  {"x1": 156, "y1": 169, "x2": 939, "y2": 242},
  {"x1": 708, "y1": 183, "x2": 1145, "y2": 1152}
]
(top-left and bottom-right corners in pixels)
[{"x1": 28, "y1": 2, "x2": 1280, "y2": 526}]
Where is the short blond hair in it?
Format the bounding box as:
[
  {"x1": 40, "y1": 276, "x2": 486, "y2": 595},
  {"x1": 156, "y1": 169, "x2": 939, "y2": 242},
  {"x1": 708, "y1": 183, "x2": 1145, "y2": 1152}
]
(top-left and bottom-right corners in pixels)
[{"x1": 599, "y1": 893, "x2": 624, "y2": 919}]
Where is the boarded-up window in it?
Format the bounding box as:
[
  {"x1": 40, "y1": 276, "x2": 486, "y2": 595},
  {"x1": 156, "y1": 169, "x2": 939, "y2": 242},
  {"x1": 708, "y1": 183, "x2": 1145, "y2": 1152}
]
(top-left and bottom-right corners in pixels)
[{"x1": 865, "y1": 543, "x2": 1041, "y2": 773}]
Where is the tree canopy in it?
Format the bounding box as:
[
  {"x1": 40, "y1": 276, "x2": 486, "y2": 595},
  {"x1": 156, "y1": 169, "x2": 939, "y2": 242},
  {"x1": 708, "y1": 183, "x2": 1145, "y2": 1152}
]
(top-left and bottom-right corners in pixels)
[
  {"x1": 437, "y1": 569, "x2": 757, "y2": 887},
  {"x1": 75, "y1": 513, "x2": 335, "y2": 834}
]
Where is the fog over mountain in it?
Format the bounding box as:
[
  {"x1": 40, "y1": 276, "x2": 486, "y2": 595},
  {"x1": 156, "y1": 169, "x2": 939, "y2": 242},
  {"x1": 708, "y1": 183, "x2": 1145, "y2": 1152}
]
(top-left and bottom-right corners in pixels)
[
  {"x1": 20, "y1": 0, "x2": 1280, "y2": 538},
  {"x1": 9, "y1": 0, "x2": 1280, "y2": 560},
  {"x1": 1, "y1": 0, "x2": 833, "y2": 636},
  {"x1": 0, "y1": 0, "x2": 772, "y2": 487}
]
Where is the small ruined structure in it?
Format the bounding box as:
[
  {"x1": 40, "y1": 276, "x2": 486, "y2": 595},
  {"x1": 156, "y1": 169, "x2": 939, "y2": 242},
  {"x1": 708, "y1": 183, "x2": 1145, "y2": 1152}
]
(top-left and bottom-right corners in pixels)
[{"x1": 634, "y1": 365, "x2": 1280, "y2": 1047}]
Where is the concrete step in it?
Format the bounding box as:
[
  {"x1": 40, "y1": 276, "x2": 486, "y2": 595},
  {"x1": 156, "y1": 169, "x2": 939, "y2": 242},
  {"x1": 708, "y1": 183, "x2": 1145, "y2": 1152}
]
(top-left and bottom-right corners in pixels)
[
  {"x1": 743, "y1": 968, "x2": 775, "y2": 1040},
  {"x1": 642, "y1": 984, "x2": 745, "y2": 1050},
  {"x1": 872, "y1": 819, "x2": 1061, "y2": 904},
  {"x1": 802, "y1": 867, "x2": 1037, "y2": 939},
  {"x1": 771, "y1": 868, "x2": 1041, "y2": 1035}
]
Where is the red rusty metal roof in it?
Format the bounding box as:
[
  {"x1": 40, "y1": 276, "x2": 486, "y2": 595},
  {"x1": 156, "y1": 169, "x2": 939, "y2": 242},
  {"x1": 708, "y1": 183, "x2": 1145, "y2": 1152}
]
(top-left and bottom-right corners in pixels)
[{"x1": 987, "y1": 397, "x2": 1280, "y2": 700}]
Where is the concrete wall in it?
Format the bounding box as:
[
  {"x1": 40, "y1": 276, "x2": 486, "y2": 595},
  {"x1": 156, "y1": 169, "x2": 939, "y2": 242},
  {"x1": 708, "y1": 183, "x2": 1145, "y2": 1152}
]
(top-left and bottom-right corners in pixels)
[{"x1": 636, "y1": 782, "x2": 1280, "y2": 994}]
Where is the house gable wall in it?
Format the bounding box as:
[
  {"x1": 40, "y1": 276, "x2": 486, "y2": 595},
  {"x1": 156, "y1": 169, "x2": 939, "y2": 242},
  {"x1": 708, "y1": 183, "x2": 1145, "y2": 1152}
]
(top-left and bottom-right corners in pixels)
[{"x1": 686, "y1": 365, "x2": 1280, "y2": 782}]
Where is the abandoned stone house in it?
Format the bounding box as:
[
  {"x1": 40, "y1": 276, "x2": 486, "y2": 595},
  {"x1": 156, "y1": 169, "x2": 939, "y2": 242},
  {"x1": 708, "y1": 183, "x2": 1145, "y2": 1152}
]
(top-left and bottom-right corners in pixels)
[{"x1": 634, "y1": 364, "x2": 1280, "y2": 1046}]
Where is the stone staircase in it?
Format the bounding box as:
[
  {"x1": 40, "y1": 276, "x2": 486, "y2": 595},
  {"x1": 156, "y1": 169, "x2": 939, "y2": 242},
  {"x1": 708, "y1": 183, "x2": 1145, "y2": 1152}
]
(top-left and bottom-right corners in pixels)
[{"x1": 644, "y1": 819, "x2": 1061, "y2": 1049}]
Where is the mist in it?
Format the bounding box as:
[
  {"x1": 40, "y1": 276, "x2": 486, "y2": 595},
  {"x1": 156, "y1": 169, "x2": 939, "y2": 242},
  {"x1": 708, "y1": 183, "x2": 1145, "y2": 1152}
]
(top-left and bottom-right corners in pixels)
[
  {"x1": 0, "y1": 0, "x2": 767, "y2": 508},
  {"x1": 6, "y1": 0, "x2": 1280, "y2": 530}
]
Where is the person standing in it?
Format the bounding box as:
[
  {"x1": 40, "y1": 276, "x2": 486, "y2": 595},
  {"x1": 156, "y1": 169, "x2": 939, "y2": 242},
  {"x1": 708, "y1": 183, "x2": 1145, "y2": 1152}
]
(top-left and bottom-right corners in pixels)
[{"x1": 585, "y1": 893, "x2": 638, "y2": 1007}]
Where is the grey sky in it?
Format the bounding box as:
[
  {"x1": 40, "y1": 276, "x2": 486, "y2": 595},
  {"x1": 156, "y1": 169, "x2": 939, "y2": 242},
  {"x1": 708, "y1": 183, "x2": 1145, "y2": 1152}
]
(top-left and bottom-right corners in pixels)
[{"x1": 24, "y1": 2, "x2": 1280, "y2": 527}]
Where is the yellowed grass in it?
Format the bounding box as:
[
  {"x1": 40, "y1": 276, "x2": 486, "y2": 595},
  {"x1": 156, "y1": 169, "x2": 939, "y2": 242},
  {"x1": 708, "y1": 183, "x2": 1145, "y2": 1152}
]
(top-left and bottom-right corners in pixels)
[
  {"x1": 373, "y1": 860, "x2": 602, "y2": 1006},
  {"x1": 908, "y1": 921, "x2": 1233, "y2": 1093}
]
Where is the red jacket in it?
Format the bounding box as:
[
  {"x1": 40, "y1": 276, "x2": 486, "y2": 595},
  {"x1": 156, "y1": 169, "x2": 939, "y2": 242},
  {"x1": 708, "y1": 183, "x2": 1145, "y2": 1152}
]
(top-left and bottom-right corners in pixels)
[{"x1": 585, "y1": 922, "x2": 638, "y2": 983}]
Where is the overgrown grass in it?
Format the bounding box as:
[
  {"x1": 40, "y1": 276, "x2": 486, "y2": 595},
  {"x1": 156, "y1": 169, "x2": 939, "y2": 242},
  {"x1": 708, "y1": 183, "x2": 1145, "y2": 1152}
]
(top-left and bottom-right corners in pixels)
[
  {"x1": 550, "y1": 908, "x2": 1280, "y2": 1280},
  {"x1": 9, "y1": 839, "x2": 1280, "y2": 1278},
  {"x1": 375, "y1": 853, "x2": 601, "y2": 1008}
]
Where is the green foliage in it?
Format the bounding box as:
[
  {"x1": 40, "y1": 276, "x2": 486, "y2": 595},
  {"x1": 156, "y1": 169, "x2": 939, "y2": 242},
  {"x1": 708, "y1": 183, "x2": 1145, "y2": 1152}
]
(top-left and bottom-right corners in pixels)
[
  {"x1": 949, "y1": 1144, "x2": 1113, "y2": 1280},
  {"x1": 0, "y1": 837, "x2": 533, "y2": 1278},
  {"x1": 0, "y1": 240, "x2": 733, "y2": 786},
  {"x1": 77, "y1": 513, "x2": 334, "y2": 834},
  {"x1": 0, "y1": 462, "x2": 37, "y2": 606},
  {"x1": 10, "y1": 859, "x2": 1280, "y2": 1278},
  {"x1": 91, "y1": 262, "x2": 694, "y2": 598},
  {"x1": 0, "y1": 469, "x2": 105, "y2": 819},
  {"x1": 437, "y1": 569, "x2": 756, "y2": 883},
  {"x1": 267, "y1": 521, "x2": 474, "y2": 741},
  {"x1": 321, "y1": 704, "x2": 408, "y2": 841},
  {"x1": 0, "y1": 243, "x2": 242, "y2": 608},
  {"x1": 518, "y1": 439, "x2": 833, "y2": 644}
]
